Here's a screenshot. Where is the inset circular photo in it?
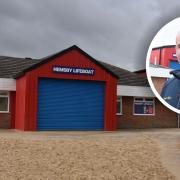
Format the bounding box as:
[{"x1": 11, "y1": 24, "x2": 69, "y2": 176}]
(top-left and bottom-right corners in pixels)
[{"x1": 146, "y1": 17, "x2": 180, "y2": 113}]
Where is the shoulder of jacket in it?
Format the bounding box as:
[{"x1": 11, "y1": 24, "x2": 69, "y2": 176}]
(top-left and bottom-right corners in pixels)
[{"x1": 163, "y1": 77, "x2": 176, "y2": 89}]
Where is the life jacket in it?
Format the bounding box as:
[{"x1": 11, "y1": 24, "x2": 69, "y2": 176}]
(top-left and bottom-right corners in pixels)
[{"x1": 161, "y1": 69, "x2": 180, "y2": 109}]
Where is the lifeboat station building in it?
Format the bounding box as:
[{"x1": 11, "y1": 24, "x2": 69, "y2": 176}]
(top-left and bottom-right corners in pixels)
[{"x1": 0, "y1": 45, "x2": 178, "y2": 131}]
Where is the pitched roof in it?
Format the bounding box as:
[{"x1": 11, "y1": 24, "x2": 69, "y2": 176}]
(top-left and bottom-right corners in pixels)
[
  {"x1": 14, "y1": 45, "x2": 119, "y2": 79},
  {"x1": 0, "y1": 46, "x2": 149, "y2": 87},
  {"x1": 134, "y1": 69, "x2": 146, "y2": 73},
  {"x1": 0, "y1": 56, "x2": 41, "y2": 78},
  {"x1": 98, "y1": 61, "x2": 149, "y2": 86}
]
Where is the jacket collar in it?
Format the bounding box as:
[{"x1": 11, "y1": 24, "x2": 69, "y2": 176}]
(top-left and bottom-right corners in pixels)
[{"x1": 170, "y1": 69, "x2": 180, "y2": 79}]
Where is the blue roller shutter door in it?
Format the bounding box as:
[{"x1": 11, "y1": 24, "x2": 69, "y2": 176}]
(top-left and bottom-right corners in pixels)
[{"x1": 37, "y1": 78, "x2": 104, "y2": 130}]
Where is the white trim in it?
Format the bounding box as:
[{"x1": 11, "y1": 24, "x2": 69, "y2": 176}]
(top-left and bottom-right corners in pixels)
[
  {"x1": 149, "y1": 66, "x2": 173, "y2": 78},
  {"x1": 154, "y1": 56, "x2": 157, "y2": 65},
  {"x1": 0, "y1": 78, "x2": 16, "y2": 91},
  {"x1": 133, "y1": 97, "x2": 155, "y2": 116},
  {"x1": 117, "y1": 85, "x2": 155, "y2": 97},
  {"x1": 116, "y1": 96, "x2": 122, "y2": 115},
  {"x1": 0, "y1": 91, "x2": 10, "y2": 113}
]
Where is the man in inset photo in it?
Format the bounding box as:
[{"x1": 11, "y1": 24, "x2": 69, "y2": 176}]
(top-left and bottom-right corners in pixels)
[{"x1": 161, "y1": 31, "x2": 180, "y2": 109}]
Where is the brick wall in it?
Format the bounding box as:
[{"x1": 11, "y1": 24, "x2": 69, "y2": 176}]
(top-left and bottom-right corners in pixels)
[
  {"x1": 1, "y1": 93, "x2": 177, "y2": 129},
  {"x1": 117, "y1": 96, "x2": 178, "y2": 128},
  {"x1": 0, "y1": 113, "x2": 10, "y2": 128},
  {"x1": 0, "y1": 91, "x2": 14, "y2": 129},
  {"x1": 151, "y1": 77, "x2": 167, "y2": 95}
]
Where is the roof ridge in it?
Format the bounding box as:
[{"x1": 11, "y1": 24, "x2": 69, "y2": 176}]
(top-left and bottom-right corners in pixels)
[{"x1": 14, "y1": 45, "x2": 119, "y2": 79}]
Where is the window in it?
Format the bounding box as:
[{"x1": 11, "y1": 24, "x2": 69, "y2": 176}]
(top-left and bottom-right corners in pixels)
[
  {"x1": 117, "y1": 96, "x2": 122, "y2": 115},
  {"x1": 133, "y1": 97, "x2": 155, "y2": 115},
  {"x1": 0, "y1": 91, "x2": 9, "y2": 113}
]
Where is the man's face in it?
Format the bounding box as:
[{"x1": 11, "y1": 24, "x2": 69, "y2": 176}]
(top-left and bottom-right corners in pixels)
[{"x1": 176, "y1": 33, "x2": 180, "y2": 63}]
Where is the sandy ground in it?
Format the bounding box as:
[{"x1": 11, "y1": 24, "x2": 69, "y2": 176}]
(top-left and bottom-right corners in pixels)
[
  {"x1": 0, "y1": 129, "x2": 178, "y2": 180},
  {"x1": 149, "y1": 130, "x2": 180, "y2": 180}
]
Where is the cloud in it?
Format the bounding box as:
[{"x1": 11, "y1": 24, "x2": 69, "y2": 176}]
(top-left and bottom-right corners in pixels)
[{"x1": 0, "y1": 0, "x2": 180, "y2": 71}]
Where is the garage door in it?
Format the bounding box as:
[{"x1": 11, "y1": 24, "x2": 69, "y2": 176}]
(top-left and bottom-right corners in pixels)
[
  {"x1": 169, "y1": 61, "x2": 180, "y2": 70},
  {"x1": 37, "y1": 78, "x2": 105, "y2": 130}
]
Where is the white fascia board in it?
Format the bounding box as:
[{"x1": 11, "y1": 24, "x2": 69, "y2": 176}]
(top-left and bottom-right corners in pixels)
[
  {"x1": 117, "y1": 85, "x2": 155, "y2": 97},
  {"x1": 149, "y1": 67, "x2": 173, "y2": 78},
  {"x1": 0, "y1": 78, "x2": 16, "y2": 91}
]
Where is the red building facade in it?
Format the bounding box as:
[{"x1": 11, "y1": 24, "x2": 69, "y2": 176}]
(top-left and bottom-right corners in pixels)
[
  {"x1": 150, "y1": 45, "x2": 177, "y2": 68},
  {"x1": 14, "y1": 46, "x2": 118, "y2": 131}
]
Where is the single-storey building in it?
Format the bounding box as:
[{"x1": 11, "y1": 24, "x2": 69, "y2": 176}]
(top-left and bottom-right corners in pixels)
[{"x1": 0, "y1": 45, "x2": 178, "y2": 131}]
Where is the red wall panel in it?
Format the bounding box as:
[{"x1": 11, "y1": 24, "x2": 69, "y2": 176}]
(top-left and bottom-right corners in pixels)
[
  {"x1": 10, "y1": 91, "x2": 16, "y2": 129},
  {"x1": 161, "y1": 47, "x2": 176, "y2": 67},
  {"x1": 15, "y1": 49, "x2": 117, "y2": 131},
  {"x1": 15, "y1": 76, "x2": 27, "y2": 130},
  {"x1": 150, "y1": 49, "x2": 160, "y2": 65},
  {"x1": 150, "y1": 46, "x2": 177, "y2": 68}
]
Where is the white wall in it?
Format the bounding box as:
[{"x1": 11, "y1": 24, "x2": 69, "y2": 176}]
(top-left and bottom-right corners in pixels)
[
  {"x1": 0, "y1": 78, "x2": 16, "y2": 91},
  {"x1": 149, "y1": 66, "x2": 173, "y2": 78},
  {"x1": 117, "y1": 85, "x2": 155, "y2": 97}
]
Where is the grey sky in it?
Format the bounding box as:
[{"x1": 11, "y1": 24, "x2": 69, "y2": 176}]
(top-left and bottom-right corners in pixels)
[{"x1": 0, "y1": 0, "x2": 180, "y2": 71}]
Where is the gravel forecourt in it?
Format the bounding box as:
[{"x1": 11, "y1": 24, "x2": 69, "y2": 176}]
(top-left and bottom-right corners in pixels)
[{"x1": 0, "y1": 129, "x2": 178, "y2": 180}]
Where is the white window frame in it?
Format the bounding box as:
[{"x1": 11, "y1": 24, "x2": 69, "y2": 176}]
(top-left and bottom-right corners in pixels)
[
  {"x1": 133, "y1": 97, "x2": 155, "y2": 116},
  {"x1": 0, "y1": 91, "x2": 10, "y2": 113},
  {"x1": 116, "y1": 96, "x2": 123, "y2": 115}
]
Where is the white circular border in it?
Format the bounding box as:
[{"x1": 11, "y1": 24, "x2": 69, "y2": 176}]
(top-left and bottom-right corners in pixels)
[{"x1": 146, "y1": 21, "x2": 180, "y2": 114}]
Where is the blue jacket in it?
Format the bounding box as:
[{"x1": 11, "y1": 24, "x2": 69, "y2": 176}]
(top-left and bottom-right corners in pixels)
[{"x1": 161, "y1": 69, "x2": 180, "y2": 109}]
